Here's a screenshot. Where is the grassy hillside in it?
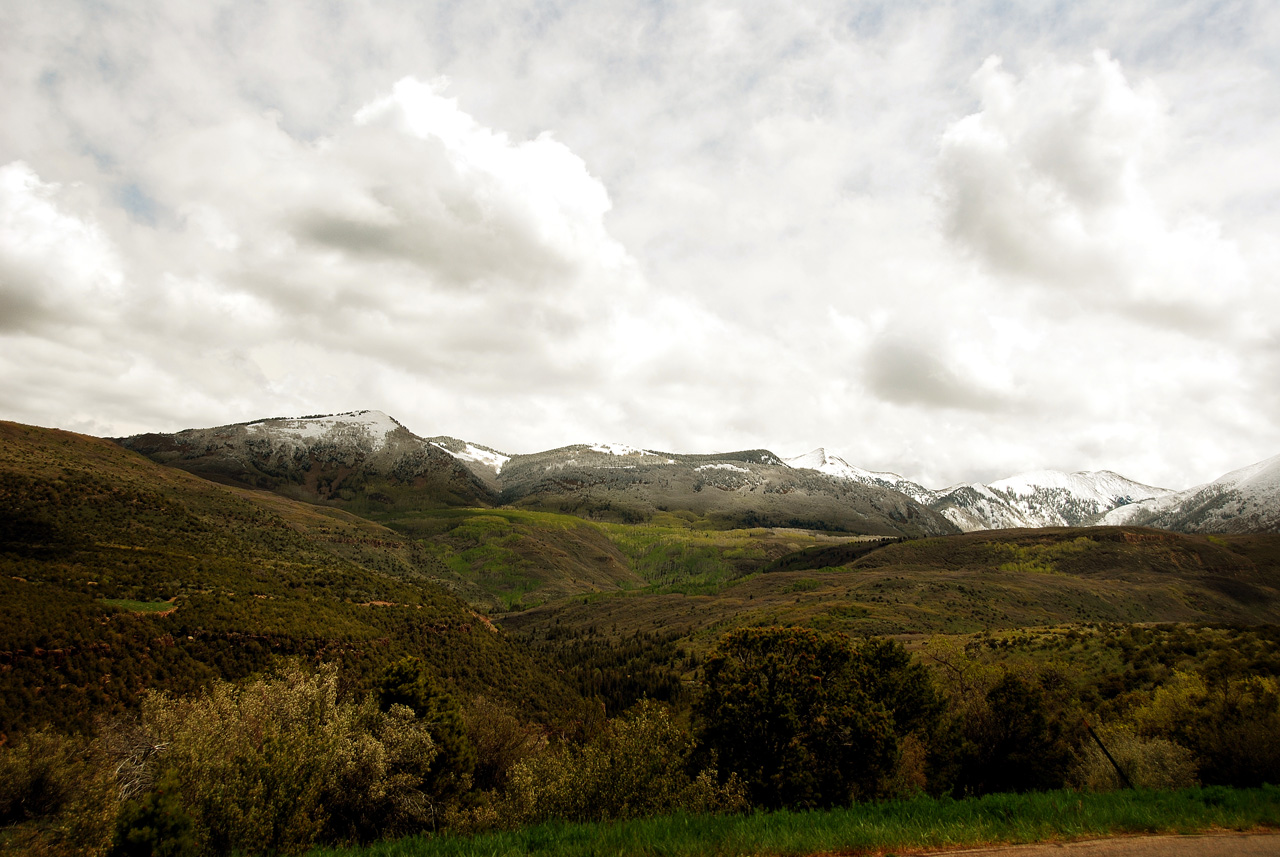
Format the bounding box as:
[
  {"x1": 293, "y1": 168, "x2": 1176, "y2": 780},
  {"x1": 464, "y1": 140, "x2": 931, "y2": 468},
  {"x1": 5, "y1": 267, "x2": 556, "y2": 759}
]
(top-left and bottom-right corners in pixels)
[
  {"x1": 0, "y1": 421, "x2": 586, "y2": 736},
  {"x1": 373, "y1": 507, "x2": 880, "y2": 610},
  {"x1": 371, "y1": 508, "x2": 644, "y2": 610},
  {"x1": 501, "y1": 526, "x2": 1280, "y2": 646}
]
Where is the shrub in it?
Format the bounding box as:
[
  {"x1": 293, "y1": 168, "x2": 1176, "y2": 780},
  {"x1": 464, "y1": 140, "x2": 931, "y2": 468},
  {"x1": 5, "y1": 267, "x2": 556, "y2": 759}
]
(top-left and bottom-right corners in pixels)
[
  {"x1": 505, "y1": 700, "x2": 745, "y2": 823},
  {"x1": 107, "y1": 770, "x2": 200, "y2": 857},
  {"x1": 1134, "y1": 670, "x2": 1280, "y2": 786},
  {"x1": 0, "y1": 727, "x2": 117, "y2": 855},
  {"x1": 1069, "y1": 725, "x2": 1198, "y2": 791},
  {"x1": 0, "y1": 728, "x2": 85, "y2": 825},
  {"x1": 376, "y1": 657, "x2": 476, "y2": 802},
  {"x1": 133, "y1": 662, "x2": 437, "y2": 854},
  {"x1": 462, "y1": 695, "x2": 544, "y2": 792}
]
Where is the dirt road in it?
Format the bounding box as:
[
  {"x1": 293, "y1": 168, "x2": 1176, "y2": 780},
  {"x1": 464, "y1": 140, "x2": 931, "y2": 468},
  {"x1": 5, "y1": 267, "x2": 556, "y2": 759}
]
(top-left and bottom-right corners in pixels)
[{"x1": 916, "y1": 832, "x2": 1280, "y2": 856}]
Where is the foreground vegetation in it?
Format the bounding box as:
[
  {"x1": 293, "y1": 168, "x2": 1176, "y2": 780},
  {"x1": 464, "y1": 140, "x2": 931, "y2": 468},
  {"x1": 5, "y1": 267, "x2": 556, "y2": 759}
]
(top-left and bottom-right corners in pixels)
[
  {"x1": 308, "y1": 787, "x2": 1280, "y2": 857},
  {"x1": 6, "y1": 623, "x2": 1280, "y2": 855}
]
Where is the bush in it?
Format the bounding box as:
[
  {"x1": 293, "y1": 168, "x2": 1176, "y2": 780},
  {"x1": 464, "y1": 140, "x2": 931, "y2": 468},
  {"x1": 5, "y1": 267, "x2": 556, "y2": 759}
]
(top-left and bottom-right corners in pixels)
[
  {"x1": 1135, "y1": 670, "x2": 1280, "y2": 786},
  {"x1": 107, "y1": 770, "x2": 200, "y2": 857},
  {"x1": 1069, "y1": 725, "x2": 1198, "y2": 792},
  {"x1": 0, "y1": 728, "x2": 85, "y2": 825},
  {"x1": 0, "y1": 727, "x2": 117, "y2": 856},
  {"x1": 376, "y1": 657, "x2": 476, "y2": 802},
  {"x1": 133, "y1": 662, "x2": 437, "y2": 854},
  {"x1": 462, "y1": 696, "x2": 544, "y2": 792},
  {"x1": 695, "y1": 627, "x2": 898, "y2": 809},
  {"x1": 505, "y1": 700, "x2": 745, "y2": 823}
]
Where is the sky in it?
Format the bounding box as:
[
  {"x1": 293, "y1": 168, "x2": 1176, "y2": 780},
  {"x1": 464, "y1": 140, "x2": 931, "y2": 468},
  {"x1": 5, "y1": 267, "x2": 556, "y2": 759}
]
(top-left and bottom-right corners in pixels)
[{"x1": 2, "y1": 1, "x2": 1279, "y2": 491}]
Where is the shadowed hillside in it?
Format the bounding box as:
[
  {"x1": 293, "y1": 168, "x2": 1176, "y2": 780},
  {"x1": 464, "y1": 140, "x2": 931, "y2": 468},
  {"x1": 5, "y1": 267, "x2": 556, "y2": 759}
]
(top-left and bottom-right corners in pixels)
[{"x1": 0, "y1": 421, "x2": 586, "y2": 735}]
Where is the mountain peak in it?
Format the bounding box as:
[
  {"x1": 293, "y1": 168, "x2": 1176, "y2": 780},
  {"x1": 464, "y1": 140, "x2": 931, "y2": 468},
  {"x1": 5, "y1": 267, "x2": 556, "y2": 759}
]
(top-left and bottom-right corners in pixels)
[
  {"x1": 244, "y1": 410, "x2": 407, "y2": 453},
  {"x1": 785, "y1": 448, "x2": 829, "y2": 471}
]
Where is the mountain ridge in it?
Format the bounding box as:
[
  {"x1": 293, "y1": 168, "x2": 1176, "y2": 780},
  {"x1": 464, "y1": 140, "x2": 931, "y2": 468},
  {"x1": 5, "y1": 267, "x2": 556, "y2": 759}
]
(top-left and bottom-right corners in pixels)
[{"x1": 114, "y1": 410, "x2": 1280, "y2": 535}]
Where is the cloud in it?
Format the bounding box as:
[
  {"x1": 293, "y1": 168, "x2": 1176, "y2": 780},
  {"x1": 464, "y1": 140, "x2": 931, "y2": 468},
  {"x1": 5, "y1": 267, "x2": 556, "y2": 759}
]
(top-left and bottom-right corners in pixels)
[
  {"x1": 938, "y1": 51, "x2": 1252, "y2": 332},
  {"x1": 1, "y1": 1, "x2": 1279, "y2": 492},
  {"x1": 0, "y1": 162, "x2": 122, "y2": 331},
  {"x1": 863, "y1": 335, "x2": 1009, "y2": 413}
]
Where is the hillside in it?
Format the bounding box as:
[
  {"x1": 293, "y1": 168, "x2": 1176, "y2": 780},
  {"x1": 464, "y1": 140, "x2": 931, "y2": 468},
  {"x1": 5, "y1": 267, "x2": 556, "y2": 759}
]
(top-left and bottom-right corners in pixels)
[
  {"x1": 118, "y1": 411, "x2": 498, "y2": 511},
  {"x1": 0, "y1": 421, "x2": 586, "y2": 735},
  {"x1": 491, "y1": 444, "x2": 957, "y2": 536},
  {"x1": 501, "y1": 526, "x2": 1280, "y2": 645}
]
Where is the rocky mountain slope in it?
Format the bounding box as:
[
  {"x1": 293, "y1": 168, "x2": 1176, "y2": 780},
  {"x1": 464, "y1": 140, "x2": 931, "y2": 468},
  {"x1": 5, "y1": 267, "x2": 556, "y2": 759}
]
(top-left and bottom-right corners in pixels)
[
  {"x1": 784, "y1": 449, "x2": 937, "y2": 504},
  {"x1": 784, "y1": 448, "x2": 1171, "y2": 532},
  {"x1": 119, "y1": 417, "x2": 956, "y2": 537},
  {"x1": 491, "y1": 443, "x2": 957, "y2": 537},
  {"x1": 928, "y1": 470, "x2": 1172, "y2": 531},
  {"x1": 1099, "y1": 453, "x2": 1280, "y2": 534},
  {"x1": 118, "y1": 410, "x2": 498, "y2": 510}
]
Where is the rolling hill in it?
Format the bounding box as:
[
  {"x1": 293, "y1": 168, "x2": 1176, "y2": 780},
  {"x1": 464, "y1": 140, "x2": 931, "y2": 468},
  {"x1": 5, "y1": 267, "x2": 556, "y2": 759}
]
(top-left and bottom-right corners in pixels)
[
  {"x1": 501, "y1": 526, "x2": 1280, "y2": 646},
  {"x1": 0, "y1": 420, "x2": 586, "y2": 735}
]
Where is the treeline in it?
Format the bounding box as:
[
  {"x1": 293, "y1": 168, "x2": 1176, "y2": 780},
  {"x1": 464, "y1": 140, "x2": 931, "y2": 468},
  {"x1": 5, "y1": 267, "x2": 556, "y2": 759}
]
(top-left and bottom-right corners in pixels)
[{"x1": 5, "y1": 625, "x2": 1280, "y2": 856}]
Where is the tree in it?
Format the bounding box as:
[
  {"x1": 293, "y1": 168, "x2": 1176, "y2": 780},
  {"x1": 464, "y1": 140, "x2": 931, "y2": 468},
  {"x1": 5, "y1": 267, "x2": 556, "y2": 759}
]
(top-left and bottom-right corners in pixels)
[
  {"x1": 954, "y1": 673, "x2": 1077, "y2": 795},
  {"x1": 376, "y1": 657, "x2": 477, "y2": 802},
  {"x1": 694, "y1": 627, "x2": 896, "y2": 808}
]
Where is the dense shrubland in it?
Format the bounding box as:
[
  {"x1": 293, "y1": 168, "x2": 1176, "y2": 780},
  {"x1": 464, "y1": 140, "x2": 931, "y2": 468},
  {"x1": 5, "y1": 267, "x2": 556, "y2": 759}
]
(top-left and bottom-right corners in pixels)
[{"x1": 4, "y1": 624, "x2": 1279, "y2": 856}]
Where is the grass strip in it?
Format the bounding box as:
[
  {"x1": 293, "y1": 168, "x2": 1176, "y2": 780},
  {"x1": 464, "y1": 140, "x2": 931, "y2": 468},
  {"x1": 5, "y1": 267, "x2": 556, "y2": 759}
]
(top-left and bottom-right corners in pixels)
[
  {"x1": 99, "y1": 597, "x2": 176, "y2": 613},
  {"x1": 309, "y1": 786, "x2": 1280, "y2": 857}
]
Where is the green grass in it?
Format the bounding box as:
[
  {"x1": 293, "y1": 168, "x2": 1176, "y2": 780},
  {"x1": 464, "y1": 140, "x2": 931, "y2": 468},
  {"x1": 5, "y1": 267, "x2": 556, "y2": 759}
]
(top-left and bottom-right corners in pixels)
[
  {"x1": 308, "y1": 787, "x2": 1280, "y2": 857},
  {"x1": 100, "y1": 597, "x2": 175, "y2": 613}
]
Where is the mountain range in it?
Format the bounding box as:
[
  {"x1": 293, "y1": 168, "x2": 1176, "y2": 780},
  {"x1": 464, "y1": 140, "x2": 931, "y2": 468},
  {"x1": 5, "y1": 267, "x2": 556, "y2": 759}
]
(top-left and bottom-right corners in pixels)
[{"x1": 116, "y1": 410, "x2": 1280, "y2": 536}]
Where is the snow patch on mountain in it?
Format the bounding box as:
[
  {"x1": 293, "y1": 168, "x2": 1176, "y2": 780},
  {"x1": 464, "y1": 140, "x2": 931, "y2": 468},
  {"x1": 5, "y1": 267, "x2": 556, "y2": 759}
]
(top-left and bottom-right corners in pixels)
[
  {"x1": 431, "y1": 441, "x2": 511, "y2": 474},
  {"x1": 933, "y1": 469, "x2": 1171, "y2": 532},
  {"x1": 696, "y1": 462, "x2": 751, "y2": 474},
  {"x1": 245, "y1": 410, "x2": 404, "y2": 452},
  {"x1": 785, "y1": 448, "x2": 937, "y2": 505},
  {"x1": 586, "y1": 442, "x2": 676, "y2": 459}
]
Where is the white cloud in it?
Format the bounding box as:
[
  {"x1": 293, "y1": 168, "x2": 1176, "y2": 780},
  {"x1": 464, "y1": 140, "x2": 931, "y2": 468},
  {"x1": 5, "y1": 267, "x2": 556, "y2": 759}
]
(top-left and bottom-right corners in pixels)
[
  {"x1": 1, "y1": 1, "x2": 1278, "y2": 492},
  {"x1": 938, "y1": 51, "x2": 1254, "y2": 331},
  {"x1": 0, "y1": 162, "x2": 123, "y2": 331}
]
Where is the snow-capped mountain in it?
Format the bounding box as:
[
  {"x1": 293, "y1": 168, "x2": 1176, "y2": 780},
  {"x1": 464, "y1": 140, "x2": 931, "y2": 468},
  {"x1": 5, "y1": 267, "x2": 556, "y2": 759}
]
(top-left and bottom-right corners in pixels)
[
  {"x1": 118, "y1": 410, "x2": 497, "y2": 508},
  {"x1": 930, "y1": 470, "x2": 1172, "y2": 532},
  {"x1": 785, "y1": 449, "x2": 936, "y2": 505},
  {"x1": 785, "y1": 448, "x2": 1172, "y2": 532},
  {"x1": 117, "y1": 415, "x2": 955, "y2": 537},
  {"x1": 1099, "y1": 453, "x2": 1280, "y2": 534},
  {"x1": 492, "y1": 444, "x2": 952, "y2": 537},
  {"x1": 428, "y1": 436, "x2": 512, "y2": 479},
  {"x1": 244, "y1": 410, "x2": 407, "y2": 453}
]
